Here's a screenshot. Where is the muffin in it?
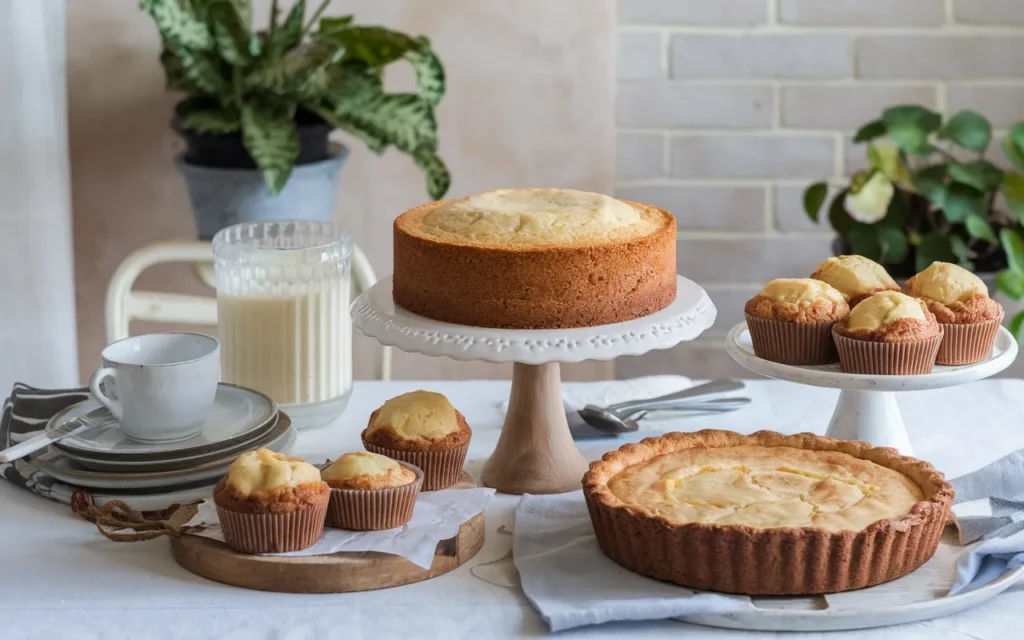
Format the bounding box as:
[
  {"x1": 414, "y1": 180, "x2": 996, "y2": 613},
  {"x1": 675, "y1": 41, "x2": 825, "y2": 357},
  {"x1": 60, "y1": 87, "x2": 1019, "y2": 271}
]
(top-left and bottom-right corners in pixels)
[
  {"x1": 811, "y1": 255, "x2": 899, "y2": 307},
  {"x1": 902, "y1": 261, "x2": 1003, "y2": 365},
  {"x1": 744, "y1": 278, "x2": 849, "y2": 365},
  {"x1": 832, "y1": 291, "x2": 943, "y2": 375},
  {"x1": 361, "y1": 390, "x2": 471, "y2": 490},
  {"x1": 321, "y1": 452, "x2": 422, "y2": 531},
  {"x1": 213, "y1": 448, "x2": 329, "y2": 553}
]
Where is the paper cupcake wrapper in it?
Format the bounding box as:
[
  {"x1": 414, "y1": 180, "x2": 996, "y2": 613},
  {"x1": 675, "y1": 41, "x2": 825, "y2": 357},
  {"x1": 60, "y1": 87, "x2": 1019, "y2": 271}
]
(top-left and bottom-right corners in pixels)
[
  {"x1": 216, "y1": 501, "x2": 328, "y2": 554},
  {"x1": 936, "y1": 317, "x2": 1001, "y2": 365},
  {"x1": 326, "y1": 462, "x2": 423, "y2": 531},
  {"x1": 833, "y1": 328, "x2": 943, "y2": 375},
  {"x1": 745, "y1": 314, "x2": 837, "y2": 365},
  {"x1": 362, "y1": 440, "x2": 468, "y2": 491}
]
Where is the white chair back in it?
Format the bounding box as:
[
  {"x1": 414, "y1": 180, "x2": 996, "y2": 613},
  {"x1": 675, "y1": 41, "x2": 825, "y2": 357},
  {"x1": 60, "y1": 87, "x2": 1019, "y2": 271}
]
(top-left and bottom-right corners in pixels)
[{"x1": 104, "y1": 240, "x2": 391, "y2": 381}]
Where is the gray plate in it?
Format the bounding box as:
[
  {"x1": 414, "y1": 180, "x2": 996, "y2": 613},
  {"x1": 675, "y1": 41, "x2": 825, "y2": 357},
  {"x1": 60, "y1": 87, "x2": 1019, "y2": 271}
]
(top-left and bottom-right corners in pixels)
[
  {"x1": 31, "y1": 424, "x2": 297, "y2": 490},
  {"x1": 60, "y1": 412, "x2": 289, "y2": 472},
  {"x1": 52, "y1": 384, "x2": 276, "y2": 461}
]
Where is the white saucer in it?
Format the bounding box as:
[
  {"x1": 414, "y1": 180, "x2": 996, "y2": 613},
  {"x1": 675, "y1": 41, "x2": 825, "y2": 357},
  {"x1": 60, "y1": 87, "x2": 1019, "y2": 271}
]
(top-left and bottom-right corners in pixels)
[
  {"x1": 52, "y1": 384, "x2": 276, "y2": 460},
  {"x1": 32, "y1": 424, "x2": 297, "y2": 490},
  {"x1": 60, "y1": 410, "x2": 292, "y2": 473}
]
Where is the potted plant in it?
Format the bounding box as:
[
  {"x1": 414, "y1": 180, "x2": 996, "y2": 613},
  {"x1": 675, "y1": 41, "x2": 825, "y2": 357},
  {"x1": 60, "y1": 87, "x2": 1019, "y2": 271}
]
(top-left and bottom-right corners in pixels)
[
  {"x1": 803, "y1": 105, "x2": 1024, "y2": 337},
  {"x1": 140, "y1": 0, "x2": 450, "y2": 239}
]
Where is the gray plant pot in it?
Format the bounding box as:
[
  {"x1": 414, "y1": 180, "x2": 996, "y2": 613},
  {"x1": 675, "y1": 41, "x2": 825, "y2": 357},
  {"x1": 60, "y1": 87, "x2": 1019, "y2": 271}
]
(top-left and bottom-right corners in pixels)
[{"x1": 174, "y1": 145, "x2": 349, "y2": 239}]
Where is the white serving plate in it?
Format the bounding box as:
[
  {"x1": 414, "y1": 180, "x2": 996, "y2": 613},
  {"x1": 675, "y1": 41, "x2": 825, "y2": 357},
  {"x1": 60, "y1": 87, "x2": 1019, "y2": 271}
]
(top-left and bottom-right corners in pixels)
[
  {"x1": 32, "y1": 424, "x2": 297, "y2": 490},
  {"x1": 679, "y1": 529, "x2": 1024, "y2": 632}
]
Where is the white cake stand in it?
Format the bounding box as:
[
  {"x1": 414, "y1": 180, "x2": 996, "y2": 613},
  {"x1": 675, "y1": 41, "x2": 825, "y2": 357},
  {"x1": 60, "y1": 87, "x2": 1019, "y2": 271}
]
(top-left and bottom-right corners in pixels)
[
  {"x1": 351, "y1": 275, "x2": 716, "y2": 494},
  {"x1": 726, "y1": 322, "x2": 1018, "y2": 455}
]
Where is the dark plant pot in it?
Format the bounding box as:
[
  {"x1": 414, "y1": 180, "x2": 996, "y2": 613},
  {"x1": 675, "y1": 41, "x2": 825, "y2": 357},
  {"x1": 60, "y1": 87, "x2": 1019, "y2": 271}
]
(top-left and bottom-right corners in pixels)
[
  {"x1": 172, "y1": 111, "x2": 345, "y2": 239},
  {"x1": 172, "y1": 110, "x2": 333, "y2": 169}
]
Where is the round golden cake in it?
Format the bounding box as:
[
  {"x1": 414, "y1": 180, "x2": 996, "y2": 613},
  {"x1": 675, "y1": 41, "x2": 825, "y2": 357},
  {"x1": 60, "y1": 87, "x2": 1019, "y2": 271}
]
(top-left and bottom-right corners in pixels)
[
  {"x1": 583, "y1": 430, "x2": 953, "y2": 595},
  {"x1": 393, "y1": 188, "x2": 677, "y2": 329}
]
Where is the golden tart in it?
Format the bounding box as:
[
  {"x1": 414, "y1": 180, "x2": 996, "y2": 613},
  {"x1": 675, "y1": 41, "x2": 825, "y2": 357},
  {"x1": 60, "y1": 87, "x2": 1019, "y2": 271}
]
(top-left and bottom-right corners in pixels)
[
  {"x1": 902, "y1": 261, "x2": 1003, "y2": 365},
  {"x1": 321, "y1": 452, "x2": 422, "y2": 531},
  {"x1": 213, "y1": 449, "x2": 329, "y2": 553},
  {"x1": 832, "y1": 291, "x2": 943, "y2": 375},
  {"x1": 744, "y1": 278, "x2": 849, "y2": 365},
  {"x1": 811, "y1": 255, "x2": 899, "y2": 307},
  {"x1": 362, "y1": 390, "x2": 471, "y2": 490},
  {"x1": 583, "y1": 430, "x2": 953, "y2": 595},
  {"x1": 392, "y1": 188, "x2": 677, "y2": 329}
]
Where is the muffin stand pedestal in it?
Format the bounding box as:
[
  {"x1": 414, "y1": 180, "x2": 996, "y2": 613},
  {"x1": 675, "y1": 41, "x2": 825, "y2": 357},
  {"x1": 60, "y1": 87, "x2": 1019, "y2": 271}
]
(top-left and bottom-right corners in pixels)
[
  {"x1": 726, "y1": 322, "x2": 1018, "y2": 455},
  {"x1": 351, "y1": 275, "x2": 717, "y2": 494}
]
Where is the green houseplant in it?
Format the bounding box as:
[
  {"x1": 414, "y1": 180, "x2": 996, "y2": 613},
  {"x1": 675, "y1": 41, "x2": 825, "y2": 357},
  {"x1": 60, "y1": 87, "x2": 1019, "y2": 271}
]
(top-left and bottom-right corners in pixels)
[
  {"x1": 141, "y1": 0, "x2": 449, "y2": 238},
  {"x1": 803, "y1": 105, "x2": 1024, "y2": 337}
]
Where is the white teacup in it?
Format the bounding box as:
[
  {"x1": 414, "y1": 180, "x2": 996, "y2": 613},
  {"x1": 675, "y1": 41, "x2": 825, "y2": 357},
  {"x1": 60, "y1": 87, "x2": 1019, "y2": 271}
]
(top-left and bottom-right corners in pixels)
[{"x1": 88, "y1": 333, "x2": 220, "y2": 443}]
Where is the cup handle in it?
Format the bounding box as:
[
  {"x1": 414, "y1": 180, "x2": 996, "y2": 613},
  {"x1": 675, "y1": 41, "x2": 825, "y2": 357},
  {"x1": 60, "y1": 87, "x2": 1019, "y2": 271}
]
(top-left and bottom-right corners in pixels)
[{"x1": 89, "y1": 367, "x2": 123, "y2": 421}]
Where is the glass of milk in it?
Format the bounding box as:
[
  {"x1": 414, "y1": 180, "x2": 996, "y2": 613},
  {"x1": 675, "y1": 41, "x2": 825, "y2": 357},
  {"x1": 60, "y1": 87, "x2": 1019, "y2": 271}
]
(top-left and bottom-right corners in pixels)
[{"x1": 213, "y1": 220, "x2": 352, "y2": 429}]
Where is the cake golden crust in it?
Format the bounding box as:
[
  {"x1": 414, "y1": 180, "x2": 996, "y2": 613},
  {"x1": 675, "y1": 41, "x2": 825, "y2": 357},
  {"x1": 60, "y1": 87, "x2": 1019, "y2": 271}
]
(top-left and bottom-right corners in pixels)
[
  {"x1": 393, "y1": 196, "x2": 677, "y2": 329},
  {"x1": 743, "y1": 278, "x2": 849, "y2": 324},
  {"x1": 363, "y1": 407, "x2": 472, "y2": 452},
  {"x1": 582, "y1": 430, "x2": 953, "y2": 595},
  {"x1": 833, "y1": 291, "x2": 941, "y2": 343},
  {"x1": 902, "y1": 262, "x2": 1003, "y2": 324},
  {"x1": 213, "y1": 477, "x2": 330, "y2": 515},
  {"x1": 744, "y1": 295, "x2": 848, "y2": 324},
  {"x1": 810, "y1": 255, "x2": 898, "y2": 307},
  {"x1": 834, "y1": 316, "x2": 941, "y2": 343},
  {"x1": 321, "y1": 452, "x2": 418, "y2": 490}
]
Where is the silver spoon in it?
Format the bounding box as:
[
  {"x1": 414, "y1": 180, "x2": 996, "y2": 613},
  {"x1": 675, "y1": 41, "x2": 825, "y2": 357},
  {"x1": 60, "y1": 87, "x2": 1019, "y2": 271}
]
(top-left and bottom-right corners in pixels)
[{"x1": 579, "y1": 397, "x2": 751, "y2": 434}]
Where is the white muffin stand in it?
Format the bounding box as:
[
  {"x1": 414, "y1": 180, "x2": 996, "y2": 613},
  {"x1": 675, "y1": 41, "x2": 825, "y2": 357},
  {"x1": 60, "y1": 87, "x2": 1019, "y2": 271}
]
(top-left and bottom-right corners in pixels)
[
  {"x1": 351, "y1": 275, "x2": 716, "y2": 495},
  {"x1": 726, "y1": 322, "x2": 1019, "y2": 455}
]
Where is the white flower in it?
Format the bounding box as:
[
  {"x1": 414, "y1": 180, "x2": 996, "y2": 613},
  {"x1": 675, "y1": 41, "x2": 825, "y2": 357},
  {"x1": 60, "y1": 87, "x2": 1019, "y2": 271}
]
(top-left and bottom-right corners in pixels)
[{"x1": 845, "y1": 171, "x2": 894, "y2": 223}]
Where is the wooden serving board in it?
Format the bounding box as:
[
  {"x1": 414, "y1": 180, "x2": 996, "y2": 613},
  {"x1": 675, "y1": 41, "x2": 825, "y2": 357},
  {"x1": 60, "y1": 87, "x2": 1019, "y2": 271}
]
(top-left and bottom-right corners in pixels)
[{"x1": 170, "y1": 471, "x2": 485, "y2": 593}]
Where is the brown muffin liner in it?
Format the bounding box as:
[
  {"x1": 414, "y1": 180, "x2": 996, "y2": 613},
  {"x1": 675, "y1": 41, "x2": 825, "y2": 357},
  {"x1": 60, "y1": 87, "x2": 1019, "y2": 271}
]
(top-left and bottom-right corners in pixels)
[
  {"x1": 216, "y1": 501, "x2": 328, "y2": 554},
  {"x1": 582, "y1": 430, "x2": 954, "y2": 595},
  {"x1": 936, "y1": 316, "x2": 1002, "y2": 365},
  {"x1": 833, "y1": 328, "x2": 942, "y2": 375},
  {"x1": 362, "y1": 440, "x2": 468, "y2": 491},
  {"x1": 745, "y1": 313, "x2": 837, "y2": 365},
  {"x1": 326, "y1": 462, "x2": 423, "y2": 530}
]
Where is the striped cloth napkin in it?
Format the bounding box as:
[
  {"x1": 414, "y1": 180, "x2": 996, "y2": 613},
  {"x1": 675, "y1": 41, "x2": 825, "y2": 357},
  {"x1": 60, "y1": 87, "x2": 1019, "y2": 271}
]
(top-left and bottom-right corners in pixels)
[
  {"x1": 1, "y1": 383, "x2": 90, "y2": 504},
  {"x1": 948, "y1": 450, "x2": 1024, "y2": 595}
]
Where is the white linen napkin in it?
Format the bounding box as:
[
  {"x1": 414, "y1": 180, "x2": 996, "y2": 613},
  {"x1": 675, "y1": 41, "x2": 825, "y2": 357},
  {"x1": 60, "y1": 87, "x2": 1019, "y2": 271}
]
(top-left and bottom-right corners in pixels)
[
  {"x1": 187, "y1": 487, "x2": 494, "y2": 569},
  {"x1": 513, "y1": 492, "x2": 753, "y2": 632}
]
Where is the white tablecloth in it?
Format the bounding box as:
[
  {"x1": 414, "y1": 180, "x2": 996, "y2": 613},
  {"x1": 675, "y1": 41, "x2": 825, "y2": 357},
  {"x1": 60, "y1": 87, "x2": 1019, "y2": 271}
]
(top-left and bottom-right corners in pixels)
[{"x1": 3, "y1": 379, "x2": 1024, "y2": 639}]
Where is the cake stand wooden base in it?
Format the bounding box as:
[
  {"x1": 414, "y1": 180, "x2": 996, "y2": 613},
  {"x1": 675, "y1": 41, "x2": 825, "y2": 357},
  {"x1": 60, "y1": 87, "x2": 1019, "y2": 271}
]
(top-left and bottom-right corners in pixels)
[
  {"x1": 351, "y1": 275, "x2": 718, "y2": 496},
  {"x1": 481, "y1": 363, "x2": 588, "y2": 495},
  {"x1": 170, "y1": 471, "x2": 484, "y2": 593}
]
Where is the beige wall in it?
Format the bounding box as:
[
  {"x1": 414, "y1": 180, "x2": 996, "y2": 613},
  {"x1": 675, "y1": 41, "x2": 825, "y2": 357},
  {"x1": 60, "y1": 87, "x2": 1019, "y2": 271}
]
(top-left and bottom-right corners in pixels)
[{"x1": 68, "y1": 1, "x2": 616, "y2": 383}]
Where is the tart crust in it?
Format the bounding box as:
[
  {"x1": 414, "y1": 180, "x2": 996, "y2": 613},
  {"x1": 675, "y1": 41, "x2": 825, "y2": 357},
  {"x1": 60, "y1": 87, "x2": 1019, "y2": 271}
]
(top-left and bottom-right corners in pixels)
[{"x1": 582, "y1": 430, "x2": 953, "y2": 596}]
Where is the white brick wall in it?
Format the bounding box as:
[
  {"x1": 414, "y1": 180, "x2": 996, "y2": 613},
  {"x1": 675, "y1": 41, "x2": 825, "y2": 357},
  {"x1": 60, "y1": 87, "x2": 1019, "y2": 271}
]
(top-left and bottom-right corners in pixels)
[{"x1": 615, "y1": 0, "x2": 1024, "y2": 378}]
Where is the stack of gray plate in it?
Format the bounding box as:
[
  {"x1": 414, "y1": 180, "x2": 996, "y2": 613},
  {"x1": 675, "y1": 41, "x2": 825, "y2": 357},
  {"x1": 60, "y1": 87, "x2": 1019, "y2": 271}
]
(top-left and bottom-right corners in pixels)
[{"x1": 29, "y1": 384, "x2": 292, "y2": 510}]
